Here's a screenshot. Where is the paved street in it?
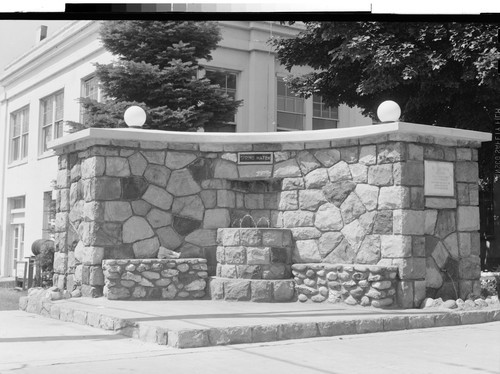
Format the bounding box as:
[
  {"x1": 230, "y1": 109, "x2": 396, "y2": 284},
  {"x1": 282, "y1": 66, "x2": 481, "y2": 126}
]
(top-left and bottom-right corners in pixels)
[{"x1": 1, "y1": 310, "x2": 499, "y2": 374}]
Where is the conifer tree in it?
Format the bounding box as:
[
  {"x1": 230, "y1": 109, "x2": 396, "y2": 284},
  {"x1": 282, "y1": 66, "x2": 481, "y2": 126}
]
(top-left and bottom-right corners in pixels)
[{"x1": 75, "y1": 20, "x2": 241, "y2": 131}]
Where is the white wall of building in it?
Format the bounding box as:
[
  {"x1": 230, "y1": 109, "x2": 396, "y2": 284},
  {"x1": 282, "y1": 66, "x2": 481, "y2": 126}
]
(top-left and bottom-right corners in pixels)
[{"x1": 0, "y1": 20, "x2": 372, "y2": 276}]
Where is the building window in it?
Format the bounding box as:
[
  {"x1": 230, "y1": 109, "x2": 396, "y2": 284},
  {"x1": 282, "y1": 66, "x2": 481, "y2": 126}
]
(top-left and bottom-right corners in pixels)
[
  {"x1": 80, "y1": 76, "x2": 101, "y2": 123},
  {"x1": 42, "y1": 192, "x2": 56, "y2": 240},
  {"x1": 312, "y1": 94, "x2": 338, "y2": 130},
  {"x1": 277, "y1": 78, "x2": 305, "y2": 131},
  {"x1": 205, "y1": 68, "x2": 238, "y2": 127},
  {"x1": 40, "y1": 91, "x2": 64, "y2": 154},
  {"x1": 205, "y1": 69, "x2": 237, "y2": 101},
  {"x1": 9, "y1": 106, "x2": 29, "y2": 163}
]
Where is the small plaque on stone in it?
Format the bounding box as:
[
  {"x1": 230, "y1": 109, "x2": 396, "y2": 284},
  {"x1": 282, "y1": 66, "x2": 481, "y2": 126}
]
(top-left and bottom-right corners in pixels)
[
  {"x1": 238, "y1": 152, "x2": 273, "y2": 164},
  {"x1": 424, "y1": 160, "x2": 454, "y2": 197}
]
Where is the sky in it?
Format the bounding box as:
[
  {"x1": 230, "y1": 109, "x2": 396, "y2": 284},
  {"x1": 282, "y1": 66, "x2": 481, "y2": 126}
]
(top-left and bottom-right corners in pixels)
[{"x1": 0, "y1": 20, "x2": 70, "y2": 72}]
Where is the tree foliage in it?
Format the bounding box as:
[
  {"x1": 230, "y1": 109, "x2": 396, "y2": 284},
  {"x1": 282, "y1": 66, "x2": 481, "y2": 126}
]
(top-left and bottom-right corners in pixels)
[
  {"x1": 273, "y1": 22, "x2": 500, "y2": 131},
  {"x1": 74, "y1": 21, "x2": 241, "y2": 131}
]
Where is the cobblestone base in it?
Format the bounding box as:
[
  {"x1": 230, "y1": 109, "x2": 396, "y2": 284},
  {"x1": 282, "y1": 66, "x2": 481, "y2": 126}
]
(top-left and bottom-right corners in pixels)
[
  {"x1": 293, "y1": 263, "x2": 398, "y2": 307},
  {"x1": 103, "y1": 258, "x2": 208, "y2": 300}
]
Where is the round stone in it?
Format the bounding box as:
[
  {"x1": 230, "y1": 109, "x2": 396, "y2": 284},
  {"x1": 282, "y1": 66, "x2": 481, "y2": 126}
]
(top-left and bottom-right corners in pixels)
[
  {"x1": 311, "y1": 294, "x2": 326, "y2": 303},
  {"x1": 421, "y1": 297, "x2": 434, "y2": 309},
  {"x1": 360, "y1": 296, "x2": 371, "y2": 306},
  {"x1": 304, "y1": 278, "x2": 316, "y2": 287},
  {"x1": 125, "y1": 264, "x2": 136, "y2": 272},
  {"x1": 137, "y1": 264, "x2": 149, "y2": 272},
  {"x1": 328, "y1": 281, "x2": 341, "y2": 290},
  {"x1": 294, "y1": 277, "x2": 303, "y2": 285},
  {"x1": 326, "y1": 272, "x2": 338, "y2": 281},
  {"x1": 442, "y1": 299, "x2": 457, "y2": 309},
  {"x1": 317, "y1": 279, "x2": 327, "y2": 287},
  {"x1": 177, "y1": 263, "x2": 190, "y2": 273},
  {"x1": 319, "y1": 286, "x2": 329, "y2": 297},
  {"x1": 316, "y1": 270, "x2": 326, "y2": 277},
  {"x1": 431, "y1": 298, "x2": 444, "y2": 308},
  {"x1": 338, "y1": 272, "x2": 350, "y2": 281},
  {"x1": 474, "y1": 298, "x2": 488, "y2": 308},
  {"x1": 344, "y1": 295, "x2": 358, "y2": 305},
  {"x1": 306, "y1": 269, "x2": 316, "y2": 278},
  {"x1": 349, "y1": 287, "x2": 364, "y2": 299},
  {"x1": 352, "y1": 272, "x2": 367, "y2": 281},
  {"x1": 298, "y1": 294, "x2": 308, "y2": 302},
  {"x1": 358, "y1": 280, "x2": 369, "y2": 288}
]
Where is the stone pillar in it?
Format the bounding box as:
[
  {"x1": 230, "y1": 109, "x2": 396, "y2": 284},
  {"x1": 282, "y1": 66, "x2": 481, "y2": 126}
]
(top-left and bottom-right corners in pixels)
[
  {"x1": 52, "y1": 154, "x2": 71, "y2": 290},
  {"x1": 374, "y1": 139, "x2": 483, "y2": 307}
]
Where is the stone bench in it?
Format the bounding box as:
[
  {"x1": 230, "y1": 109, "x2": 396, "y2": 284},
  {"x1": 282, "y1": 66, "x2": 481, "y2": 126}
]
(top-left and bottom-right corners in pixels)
[
  {"x1": 293, "y1": 263, "x2": 399, "y2": 307},
  {"x1": 102, "y1": 258, "x2": 208, "y2": 300}
]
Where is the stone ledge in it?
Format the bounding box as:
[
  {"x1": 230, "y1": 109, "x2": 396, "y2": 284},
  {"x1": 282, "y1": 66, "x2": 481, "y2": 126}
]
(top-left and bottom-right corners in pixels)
[
  {"x1": 208, "y1": 277, "x2": 296, "y2": 302},
  {"x1": 19, "y1": 290, "x2": 500, "y2": 349},
  {"x1": 217, "y1": 228, "x2": 293, "y2": 247}
]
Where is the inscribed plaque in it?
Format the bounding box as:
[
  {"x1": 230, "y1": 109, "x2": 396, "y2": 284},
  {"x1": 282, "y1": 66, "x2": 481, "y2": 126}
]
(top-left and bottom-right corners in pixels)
[
  {"x1": 424, "y1": 160, "x2": 454, "y2": 196},
  {"x1": 238, "y1": 152, "x2": 273, "y2": 165}
]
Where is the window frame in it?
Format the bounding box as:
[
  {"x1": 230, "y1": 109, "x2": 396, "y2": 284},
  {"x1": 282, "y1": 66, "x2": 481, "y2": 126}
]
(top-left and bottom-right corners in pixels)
[
  {"x1": 202, "y1": 67, "x2": 239, "y2": 126},
  {"x1": 276, "y1": 77, "x2": 305, "y2": 131},
  {"x1": 39, "y1": 90, "x2": 64, "y2": 155},
  {"x1": 80, "y1": 75, "x2": 102, "y2": 123},
  {"x1": 9, "y1": 106, "x2": 30, "y2": 164},
  {"x1": 312, "y1": 94, "x2": 339, "y2": 130}
]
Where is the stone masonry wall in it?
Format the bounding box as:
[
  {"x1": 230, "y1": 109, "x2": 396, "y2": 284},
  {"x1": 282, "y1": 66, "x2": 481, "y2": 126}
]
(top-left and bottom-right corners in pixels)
[
  {"x1": 102, "y1": 258, "x2": 207, "y2": 300},
  {"x1": 216, "y1": 228, "x2": 292, "y2": 279},
  {"x1": 292, "y1": 263, "x2": 398, "y2": 307},
  {"x1": 52, "y1": 132, "x2": 483, "y2": 307}
]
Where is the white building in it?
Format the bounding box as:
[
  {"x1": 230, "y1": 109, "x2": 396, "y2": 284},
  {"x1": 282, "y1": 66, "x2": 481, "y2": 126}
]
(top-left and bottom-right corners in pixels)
[{"x1": 0, "y1": 20, "x2": 371, "y2": 277}]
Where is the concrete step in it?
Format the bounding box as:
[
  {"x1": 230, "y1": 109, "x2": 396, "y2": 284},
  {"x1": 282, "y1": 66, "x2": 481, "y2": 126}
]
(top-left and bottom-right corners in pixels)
[{"x1": 19, "y1": 290, "x2": 500, "y2": 349}]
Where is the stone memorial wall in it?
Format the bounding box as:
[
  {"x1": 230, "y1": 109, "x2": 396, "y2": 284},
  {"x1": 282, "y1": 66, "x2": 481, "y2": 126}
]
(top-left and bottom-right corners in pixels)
[{"x1": 50, "y1": 123, "x2": 490, "y2": 307}]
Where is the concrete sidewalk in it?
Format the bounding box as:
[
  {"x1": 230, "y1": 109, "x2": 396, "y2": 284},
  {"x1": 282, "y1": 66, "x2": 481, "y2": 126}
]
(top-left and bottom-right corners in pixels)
[
  {"x1": 3, "y1": 310, "x2": 500, "y2": 374},
  {"x1": 20, "y1": 293, "x2": 500, "y2": 349}
]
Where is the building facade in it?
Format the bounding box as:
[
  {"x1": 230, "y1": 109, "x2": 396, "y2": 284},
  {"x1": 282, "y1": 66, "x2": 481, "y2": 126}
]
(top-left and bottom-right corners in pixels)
[{"x1": 0, "y1": 20, "x2": 371, "y2": 277}]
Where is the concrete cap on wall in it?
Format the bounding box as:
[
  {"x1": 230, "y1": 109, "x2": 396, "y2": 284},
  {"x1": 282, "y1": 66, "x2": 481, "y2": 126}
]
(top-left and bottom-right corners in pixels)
[{"x1": 49, "y1": 122, "x2": 492, "y2": 152}]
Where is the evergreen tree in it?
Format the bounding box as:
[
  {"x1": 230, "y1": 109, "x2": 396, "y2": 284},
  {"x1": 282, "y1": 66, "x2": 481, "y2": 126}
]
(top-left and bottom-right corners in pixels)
[{"x1": 74, "y1": 20, "x2": 241, "y2": 131}]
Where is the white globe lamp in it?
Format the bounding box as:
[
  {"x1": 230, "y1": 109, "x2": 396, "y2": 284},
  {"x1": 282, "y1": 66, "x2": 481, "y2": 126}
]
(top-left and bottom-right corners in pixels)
[
  {"x1": 377, "y1": 100, "x2": 401, "y2": 122},
  {"x1": 124, "y1": 106, "x2": 146, "y2": 128}
]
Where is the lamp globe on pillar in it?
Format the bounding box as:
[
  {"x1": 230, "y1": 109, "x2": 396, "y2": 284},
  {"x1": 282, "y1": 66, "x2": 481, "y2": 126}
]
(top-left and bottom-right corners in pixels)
[
  {"x1": 376, "y1": 100, "x2": 401, "y2": 122},
  {"x1": 124, "y1": 106, "x2": 146, "y2": 128}
]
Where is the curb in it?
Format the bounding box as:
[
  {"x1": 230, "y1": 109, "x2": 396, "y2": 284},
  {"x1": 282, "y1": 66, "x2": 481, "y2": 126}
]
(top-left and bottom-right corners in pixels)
[
  {"x1": 0, "y1": 278, "x2": 16, "y2": 288},
  {"x1": 19, "y1": 295, "x2": 500, "y2": 349}
]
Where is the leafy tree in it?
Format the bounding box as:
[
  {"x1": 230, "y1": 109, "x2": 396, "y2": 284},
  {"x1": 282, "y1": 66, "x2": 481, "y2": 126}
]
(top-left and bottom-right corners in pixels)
[
  {"x1": 273, "y1": 22, "x2": 500, "y2": 131},
  {"x1": 73, "y1": 21, "x2": 241, "y2": 131},
  {"x1": 273, "y1": 22, "x2": 500, "y2": 262}
]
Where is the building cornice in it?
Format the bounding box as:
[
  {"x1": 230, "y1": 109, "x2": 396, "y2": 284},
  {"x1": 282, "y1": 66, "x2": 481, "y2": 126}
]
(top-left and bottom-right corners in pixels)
[{"x1": 0, "y1": 21, "x2": 100, "y2": 87}]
